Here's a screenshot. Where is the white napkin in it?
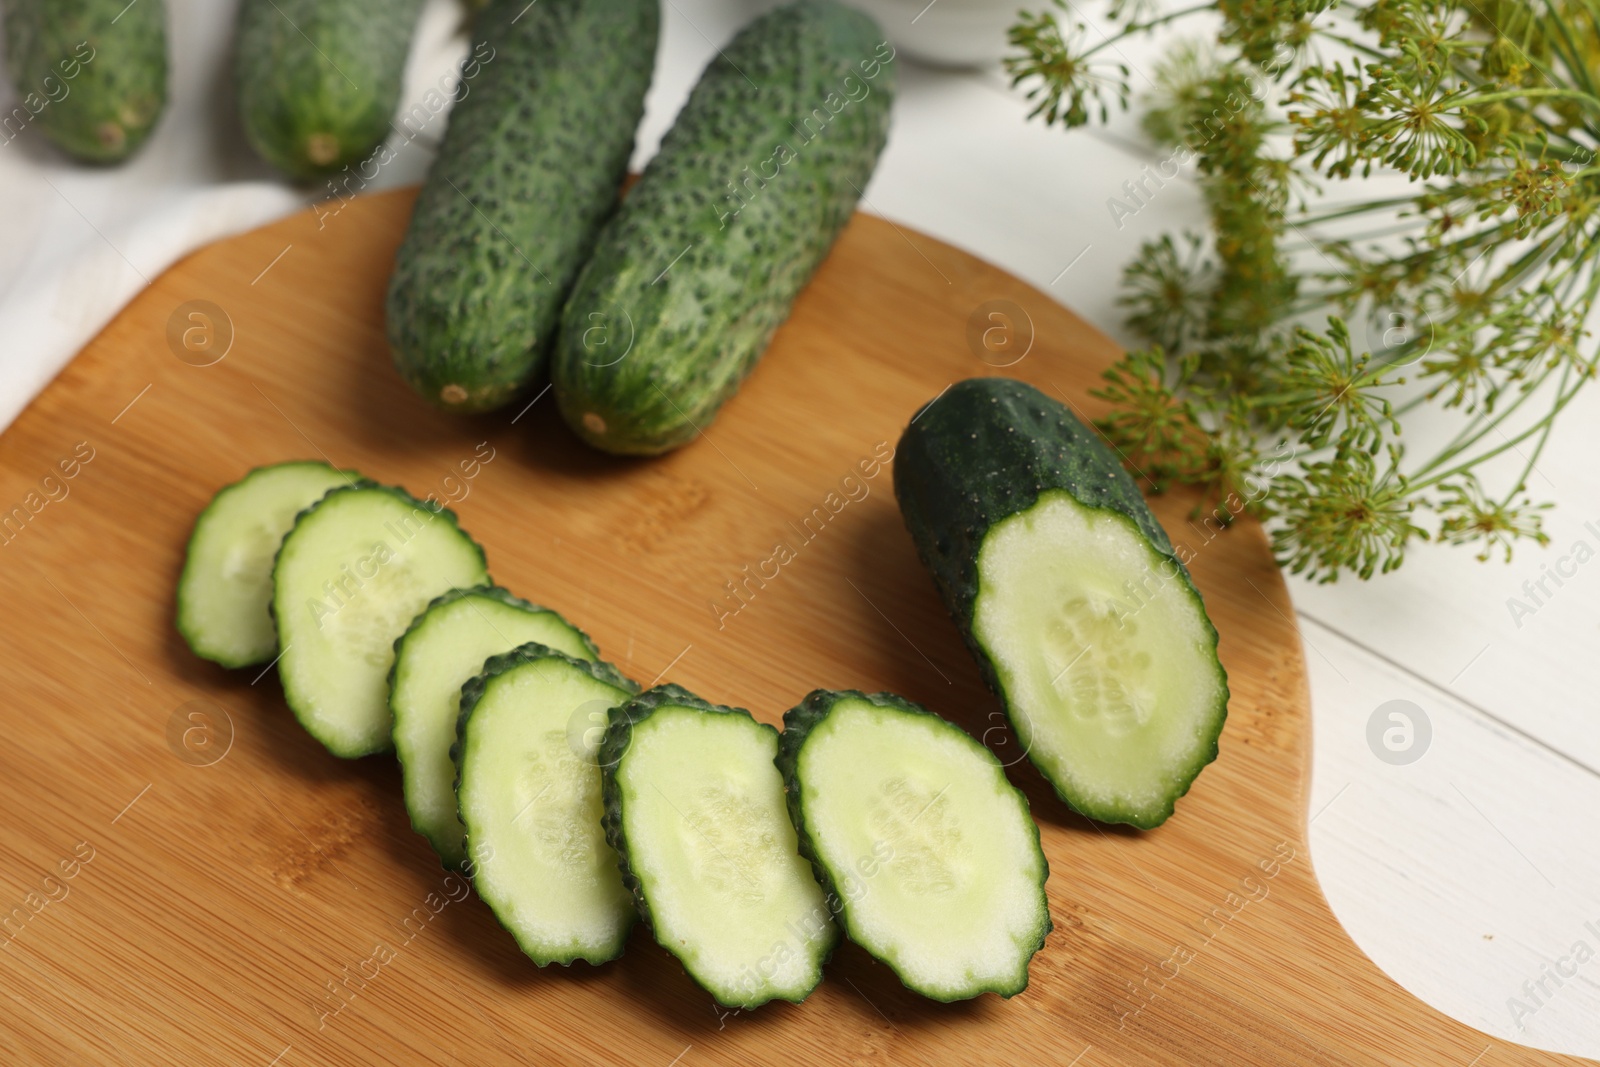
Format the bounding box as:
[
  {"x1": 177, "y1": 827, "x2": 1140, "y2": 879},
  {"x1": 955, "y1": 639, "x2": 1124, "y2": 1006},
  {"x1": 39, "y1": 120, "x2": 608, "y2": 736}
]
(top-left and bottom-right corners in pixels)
[{"x1": 0, "y1": 0, "x2": 475, "y2": 431}]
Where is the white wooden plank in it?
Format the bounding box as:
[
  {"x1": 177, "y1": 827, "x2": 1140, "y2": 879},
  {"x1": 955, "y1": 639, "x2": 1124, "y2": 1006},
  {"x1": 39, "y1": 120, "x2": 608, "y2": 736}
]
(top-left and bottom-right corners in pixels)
[{"x1": 1302, "y1": 617, "x2": 1600, "y2": 1056}]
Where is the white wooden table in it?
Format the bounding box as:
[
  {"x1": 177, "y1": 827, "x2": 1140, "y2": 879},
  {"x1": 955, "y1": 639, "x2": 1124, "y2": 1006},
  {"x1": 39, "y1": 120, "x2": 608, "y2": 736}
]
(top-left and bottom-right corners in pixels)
[{"x1": 1, "y1": 0, "x2": 1594, "y2": 1057}]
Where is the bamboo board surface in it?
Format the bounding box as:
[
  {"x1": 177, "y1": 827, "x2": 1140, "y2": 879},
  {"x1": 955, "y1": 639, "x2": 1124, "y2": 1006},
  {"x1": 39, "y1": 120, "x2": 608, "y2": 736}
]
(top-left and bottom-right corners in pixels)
[{"x1": 0, "y1": 188, "x2": 1583, "y2": 1066}]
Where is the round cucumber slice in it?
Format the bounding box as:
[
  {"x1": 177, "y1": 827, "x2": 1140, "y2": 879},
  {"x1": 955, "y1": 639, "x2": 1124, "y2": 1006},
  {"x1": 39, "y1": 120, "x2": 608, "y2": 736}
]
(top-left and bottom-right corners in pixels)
[
  {"x1": 457, "y1": 646, "x2": 639, "y2": 966},
  {"x1": 390, "y1": 587, "x2": 598, "y2": 869},
  {"x1": 177, "y1": 461, "x2": 360, "y2": 668},
  {"x1": 601, "y1": 686, "x2": 836, "y2": 1008},
  {"x1": 778, "y1": 690, "x2": 1052, "y2": 1002},
  {"x1": 272, "y1": 484, "x2": 488, "y2": 758}
]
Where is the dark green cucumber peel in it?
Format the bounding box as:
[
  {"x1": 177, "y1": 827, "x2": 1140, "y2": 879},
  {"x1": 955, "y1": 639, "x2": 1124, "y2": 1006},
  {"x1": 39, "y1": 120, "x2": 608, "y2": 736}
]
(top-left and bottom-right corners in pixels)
[
  {"x1": 234, "y1": 0, "x2": 426, "y2": 179},
  {"x1": 776, "y1": 689, "x2": 1052, "y2": 1001},
  {"x1": 386, "y1": 0, "x2": 660, "y2": 413},
  {"x1": 599, "y1": 684, "x2": 841, "y2": 1006},
  {"x1": 552, "y1": 0, "x2": 895, "y2": 454},
  {"x1": 1, "y1": 0, "x2": 167, "y2": 163},
  {"x1": 893, "y1": 377, "x2": 1229, "y2": 829}
]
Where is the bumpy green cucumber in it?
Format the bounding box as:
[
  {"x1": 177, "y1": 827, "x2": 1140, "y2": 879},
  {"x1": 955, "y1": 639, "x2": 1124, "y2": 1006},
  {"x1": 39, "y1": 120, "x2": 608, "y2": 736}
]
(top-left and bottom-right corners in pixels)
[
  {"x1": 551, "y1": 0, "x2": 895, "y2": 454},
  {"x1": 893, "y1": 377, "x2": 1229, "y2": 829},
  {"x1": 272, "y1": 483, "x2": 488, "y2": 758},
  {"x1": 600, "y1": 685, "x2": 835, "y2": 1007},
  {"x1": 234, "y1": 0, "x2": 425, "y2": 179},
  {"x1": 777, "y1": 689, "x2": 1051, "y2": 1001},
  {"x1": 390, "y1": 586, "x2": 598, "y2": 869},
  {"x1": 385, "y1": 0, "x2": 660, "y2": 412},
  {"x1": 1, "y1": 0, "x2": 168, "y2": 163},
  {"x1": 177, "y1": 461, "x2": 361, "y2": 668},
  {"x1": 455, "y1": 644, "x2": 639, "y2": 965}
]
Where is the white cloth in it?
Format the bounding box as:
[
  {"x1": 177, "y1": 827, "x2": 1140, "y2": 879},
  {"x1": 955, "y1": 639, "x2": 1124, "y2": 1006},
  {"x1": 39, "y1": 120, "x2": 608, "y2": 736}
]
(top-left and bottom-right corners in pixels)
[{"x1": 0, "y1": 0, "x2": 475, "y2": 430}]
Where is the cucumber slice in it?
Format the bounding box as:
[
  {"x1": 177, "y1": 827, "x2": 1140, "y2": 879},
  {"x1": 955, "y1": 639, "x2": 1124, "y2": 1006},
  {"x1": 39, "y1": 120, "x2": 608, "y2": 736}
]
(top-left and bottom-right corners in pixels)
[
  {"x1": 457, "y1": 645, "x2": 639, "y2": 965},
  {"x1": 777, "y1": 690, "x2": 1051, "y2": 1002},
  {"x1": 973, "y1": 492, "x2": 1226, "y2": 827},
  {"x1": 272, "y1": 484, "x2": 488, "y2": 757},
  {"x1": 390, "y1": 587, "x2": 599, "y2": 869},
  {"x1": 894, "y1": 377, "x2": 1229, "y2": 828},
  {"x1": 600, "y1": 686, "x2": 836, "y2": 1008},
  {"x1": 177, "y1": 461, "x2": 360, "y2": 668}
]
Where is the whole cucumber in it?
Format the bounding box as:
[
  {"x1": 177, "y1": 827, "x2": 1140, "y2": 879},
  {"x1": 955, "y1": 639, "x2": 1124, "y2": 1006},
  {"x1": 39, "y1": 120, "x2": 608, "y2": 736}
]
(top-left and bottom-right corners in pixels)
[
  {"x1": 234, "y1": 0, "x2": 426, "y2": 180},
  {"x1": 385, "y1": 0, "x2": 660, "y2": 413},
  {"x1": 552, "y1": 0, "x2": 895, "y2": 455},
  {"x1": 0, "y1": 0, "x2": 167, "y2": 164}
]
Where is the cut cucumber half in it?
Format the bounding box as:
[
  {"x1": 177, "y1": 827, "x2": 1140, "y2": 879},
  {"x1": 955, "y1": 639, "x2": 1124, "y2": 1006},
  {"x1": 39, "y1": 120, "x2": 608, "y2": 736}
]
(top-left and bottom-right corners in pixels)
[
  {"x1": 272, "y1": 484, "x2": 488, "y2": 758},
  {"x1": 390, "y1": 586, "x2": 599, "y2": 869},
  {"x1": 601, "y1": 686, "x2": 836, "y2": 1008},
  {"x1": 457, "y1": 645, "x2": 639, "y2": 966},
  {"x1": 177, "y1": 461, "x2": 360, "y2": 668},
  {"x1": 777, "y1": 690, "x2": 1051, "y2": 1002},
  {"x1": 895, "y1": 377, "x2": 1228, "y2": 828}
]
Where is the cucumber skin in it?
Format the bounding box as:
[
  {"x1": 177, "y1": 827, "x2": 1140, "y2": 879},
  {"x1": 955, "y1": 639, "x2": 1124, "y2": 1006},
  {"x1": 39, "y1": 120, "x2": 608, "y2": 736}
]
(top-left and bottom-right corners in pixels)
[
  {"x1": 176, "y1": 461, "x2": 361, "y2": 669},
  {"x1": 270, "y1": 482, "x2": 488, "y2": 759},
  {"x1": 1, "y1": 0, "x2": 167, "y2": 163},
  {"x1": 551, "y1": 0, "x2": 895, "y2": 455},
  {"x1": 599, "y1": 684, "x2": 840, "y2": 1006},
  {"x1": 234, "y1": 0, "x2": 425, "y2": 180},
  {"x1": 892, "y1": 377, "x2": 1229, "y2": 829},
  {"x1": 453, "y1": 643, "x2": 639, "y2": 965},
  {"x1": 776, "y1": 688, "x2": 1052, "y2": 1001},
  {"x1": 386, "y1": 0, "x2": 660, "y2": 413},
  {"x1": 388, "y1": 586, "x2": 600, "y2": 869}
]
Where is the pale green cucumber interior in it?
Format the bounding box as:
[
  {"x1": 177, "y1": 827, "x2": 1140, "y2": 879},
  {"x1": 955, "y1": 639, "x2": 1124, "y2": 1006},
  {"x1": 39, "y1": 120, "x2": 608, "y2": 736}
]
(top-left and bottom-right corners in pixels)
[
  {"x1": 972, "y1": 490, "x2": 1227, "y2": 824},
  {"x1": 795, "y1": 697, "x2": 1048, "y2": 1000},
  {"x1": 273, "y1": 490, "x2": 487, "y2": 757},
  {"x1": 391, "y1": 594, "x2": 596, "y2": 868},
  {"x1": 619, "y1": 707, "x2": 830, "y2": 1005},
  {"x1": 459, "y1": 662, "x2": 635, "y2": 964},
  {"x1": 177, "y1": 463, "x2": 352, "y2": 667}
]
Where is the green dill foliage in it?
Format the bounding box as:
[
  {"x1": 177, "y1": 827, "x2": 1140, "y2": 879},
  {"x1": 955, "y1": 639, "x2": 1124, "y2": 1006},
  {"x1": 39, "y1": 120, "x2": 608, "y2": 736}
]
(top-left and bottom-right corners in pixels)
[{"x1": 1006, "y1": 0, "x2": 1600, "y2": 580}]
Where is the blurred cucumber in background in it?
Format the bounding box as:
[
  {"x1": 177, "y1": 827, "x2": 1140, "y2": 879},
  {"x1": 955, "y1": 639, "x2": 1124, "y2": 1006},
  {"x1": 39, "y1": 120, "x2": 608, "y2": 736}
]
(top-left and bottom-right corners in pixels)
[
  {"x1": 0, "y1": 0, "x2": 169, "y2": 164},
  {"x1": 233, "y1": 0, "x2": 428, "y2": 180}
]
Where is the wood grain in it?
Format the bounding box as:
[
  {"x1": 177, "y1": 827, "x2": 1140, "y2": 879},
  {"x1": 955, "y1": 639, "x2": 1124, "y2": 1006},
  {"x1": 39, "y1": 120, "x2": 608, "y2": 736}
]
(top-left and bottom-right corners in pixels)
[{"x1": 0, "y1": 188, "x2": 1583, "y2": 1066}]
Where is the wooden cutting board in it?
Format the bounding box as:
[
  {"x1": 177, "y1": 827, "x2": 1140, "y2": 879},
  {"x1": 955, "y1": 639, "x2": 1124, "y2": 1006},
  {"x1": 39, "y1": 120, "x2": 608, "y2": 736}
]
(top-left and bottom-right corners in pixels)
[{"x1": 0, "y1": 188, "x2": 1582, "y2": 1067}]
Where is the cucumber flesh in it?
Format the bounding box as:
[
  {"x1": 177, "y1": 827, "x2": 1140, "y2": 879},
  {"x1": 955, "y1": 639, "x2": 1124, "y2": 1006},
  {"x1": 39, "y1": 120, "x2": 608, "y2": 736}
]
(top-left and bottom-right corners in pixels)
[
  {"x1": 177, "y1": 462, "x2": 358, "y2": 668},
  {"x1": 272, "y1": 485, "x2": 488, "y2": 758},
  {"x1": 779, "y1": 690, "x2": 1051, "y2": 1002},
  {"x1": 973, "y1": 491, "x2": 1227, "y2": 827},
  {"x1": 602, "y1": 687, "x2": 835, "y2": 1007},
  {"x1": 390, "y1": 587, "x2": 598, "y2": 869},
  {"x1": 457, "y1": 647, "x2": 639, "y2": 965}
]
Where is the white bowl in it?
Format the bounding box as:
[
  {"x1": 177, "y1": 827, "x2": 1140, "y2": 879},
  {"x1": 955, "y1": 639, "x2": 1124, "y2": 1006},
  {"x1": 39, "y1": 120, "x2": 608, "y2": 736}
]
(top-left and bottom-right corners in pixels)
[{"x1": 846, "y1": 0, "x2": 1021, "y2": 68}]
